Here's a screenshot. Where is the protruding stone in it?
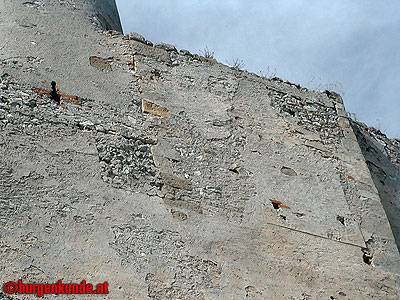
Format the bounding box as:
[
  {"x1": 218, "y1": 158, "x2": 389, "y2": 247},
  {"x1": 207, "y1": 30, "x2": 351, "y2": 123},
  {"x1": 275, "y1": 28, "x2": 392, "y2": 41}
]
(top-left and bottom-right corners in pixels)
[
  {"x1": 141, "y1": 99, "x2": 170, "y2": 118},
  {"x1": 155, "y1": 42, "x2": 177, "y2": 52},
  {"x1": 161, "y1": 173, "x2": 193, "y2": 191},
  {"x1": 280, "y1": 166, "x2": 297, "y2": 176},
  {"x1": 179, "y1": 49, "x2": 192, "y2": 57},
  {"x1": 171, "y1": 209, "x2": 188, "y2": 221},
  {"x1": 89, "y1": 56, "x2": 112, "y2": 71},
  {"x1": 200, "y1": 56, "x2": 217, "y2": 64},
  {"x1": 128, "y1": 32, "x2": 145, "y2": 43}
]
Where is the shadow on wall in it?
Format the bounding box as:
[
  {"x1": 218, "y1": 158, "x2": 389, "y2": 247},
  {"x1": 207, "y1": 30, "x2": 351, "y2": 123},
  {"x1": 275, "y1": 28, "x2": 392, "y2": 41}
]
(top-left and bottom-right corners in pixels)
[
  {"x1": 351, "y1": 121, "x2": 400, "y2": 253},
  {"x1": 93, "y1": 0, "x2": 123, "y2": 32}
]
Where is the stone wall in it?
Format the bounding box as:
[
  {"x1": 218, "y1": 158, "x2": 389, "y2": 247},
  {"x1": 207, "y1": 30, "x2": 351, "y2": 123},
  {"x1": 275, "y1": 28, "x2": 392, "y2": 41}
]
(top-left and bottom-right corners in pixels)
[
  {"x1": 0, "y1": 0, "x2": 126, "y2": 105},
  {"x1": 352, "y1": 121, "x2": 400, "y2": 252},
  {"x1": 92, "y1": 0, "x2": 123, "y2": 32},
  {"x1": 0, "y1": 1, "x2": 399, "y2": 299}
]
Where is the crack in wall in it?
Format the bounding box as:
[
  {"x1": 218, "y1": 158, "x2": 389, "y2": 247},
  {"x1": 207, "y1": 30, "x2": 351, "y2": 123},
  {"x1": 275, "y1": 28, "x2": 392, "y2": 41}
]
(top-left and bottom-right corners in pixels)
[{"x1": 266, "y1": 222, "x2": 365, "y2": 249}]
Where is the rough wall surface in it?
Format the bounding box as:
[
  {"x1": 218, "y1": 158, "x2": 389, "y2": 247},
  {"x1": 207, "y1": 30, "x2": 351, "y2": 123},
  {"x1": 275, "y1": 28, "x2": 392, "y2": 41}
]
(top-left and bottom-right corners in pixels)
[
  {"x1": 352, "y1": 122, "x2": 400, "y2": 251},
  {"x1": 92, "y1": 0, "x2": 123, "y2": 32},
  {"x1": 0, "y1": 0, "x2": 125, "y2": 105},
  {"x1": 0, "y1": 1, "x2": 399, "y2": 299}
]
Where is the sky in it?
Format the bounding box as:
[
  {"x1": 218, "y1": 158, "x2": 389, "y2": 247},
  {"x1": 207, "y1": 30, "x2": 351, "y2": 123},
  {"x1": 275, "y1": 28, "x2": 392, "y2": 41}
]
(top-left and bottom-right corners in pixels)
[{"x1": 116, "y1": 0, "x2": 399, "y2": 139}]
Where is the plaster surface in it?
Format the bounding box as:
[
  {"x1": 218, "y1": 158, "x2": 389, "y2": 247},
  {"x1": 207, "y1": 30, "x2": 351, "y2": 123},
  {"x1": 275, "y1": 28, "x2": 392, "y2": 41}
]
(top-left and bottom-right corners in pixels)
[{"x1": 0, "y1": 1, "x2": 399, "y2": 299}]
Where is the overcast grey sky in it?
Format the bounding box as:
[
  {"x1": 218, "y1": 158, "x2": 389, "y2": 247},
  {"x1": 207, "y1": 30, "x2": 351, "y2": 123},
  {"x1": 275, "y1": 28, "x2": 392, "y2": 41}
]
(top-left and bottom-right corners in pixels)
[{"x1": 116, "y1": 0, "x2": 399, "y2": 138}]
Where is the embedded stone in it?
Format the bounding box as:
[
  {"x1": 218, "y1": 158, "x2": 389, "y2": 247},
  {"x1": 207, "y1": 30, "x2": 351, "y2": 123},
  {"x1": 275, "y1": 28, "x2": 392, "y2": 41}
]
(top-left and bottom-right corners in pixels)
[
  {"x1": 155, "y1": 42, "x2": 177, "y2": 52},
  {"x1": 89, "y1": 56, "x2": 112, "y2": 71},
  {"x1": 280, "y1": 166, "x2": 298, "y2": 176},
  {"x1": 128, "y1": 31, "x2": 145, "y2": 43},
  {"x1": 141, "y1": 99, "x2": 170, "y2": 118}
]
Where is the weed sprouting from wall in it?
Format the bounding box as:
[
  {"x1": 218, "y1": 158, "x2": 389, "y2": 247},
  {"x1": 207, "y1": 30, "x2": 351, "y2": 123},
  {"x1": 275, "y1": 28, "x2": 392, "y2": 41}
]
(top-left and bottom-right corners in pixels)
[
  {"x1": 227, "y1": 58, "x2": 245, "y2": 71},
  {"x1": 200, "y1": 46, "x2": 215, "y2": 59},
  {"x1": 307, "y1": 76, "x2": 344, "y2": 96},
  {"x1": 258, "y1": 66, "x2": 277, "y2": 79}
]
